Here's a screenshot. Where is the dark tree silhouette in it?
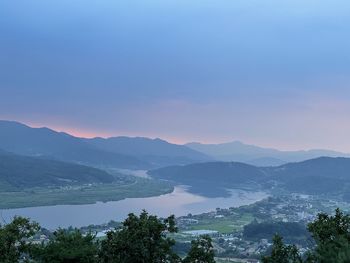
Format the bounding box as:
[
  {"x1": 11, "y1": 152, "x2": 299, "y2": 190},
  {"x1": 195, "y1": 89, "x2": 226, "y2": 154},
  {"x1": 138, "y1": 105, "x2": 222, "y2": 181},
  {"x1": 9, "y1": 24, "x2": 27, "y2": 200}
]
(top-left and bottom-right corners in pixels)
[
  {"x1": 0, "y1": 216, "x2": 39, "y2": 263},
  {"x1": 100, "y1": 210, "x2": 181, "y2": 263},
  {"x1": 183, "y1": 235, "x2": 215, "y2": 263}
]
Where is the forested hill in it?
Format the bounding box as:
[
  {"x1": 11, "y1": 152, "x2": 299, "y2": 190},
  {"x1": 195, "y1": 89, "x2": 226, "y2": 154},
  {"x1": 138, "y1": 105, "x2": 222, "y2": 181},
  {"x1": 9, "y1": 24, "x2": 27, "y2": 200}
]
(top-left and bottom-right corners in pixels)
[
  {"x1": 149, "y1": 162, "x2": 267, "y2": 197},
  {"x1": 0, "y1": 150, "x2": 115, "y2": 190},
  {"x1": 267, "y1": 157, "x2": 350, "y2": 194},
  {"x1": 0, "y1": 120, "x2": 150, "y2": 169},
  {"x1": 149, "y1": 162, "x2": 265, "y2": 185},
  {"x1": 149, "y1": 157, "x2": 350, "y2": 197}
]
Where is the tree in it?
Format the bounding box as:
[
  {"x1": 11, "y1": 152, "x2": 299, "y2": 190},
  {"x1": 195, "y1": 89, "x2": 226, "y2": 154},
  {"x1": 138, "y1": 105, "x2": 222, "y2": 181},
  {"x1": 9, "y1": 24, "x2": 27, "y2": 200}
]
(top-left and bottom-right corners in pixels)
[
  {"x1": 32, "y1": 229, "x2": 99, "y2": 263},
  {"x1": 262, "y1": 235, "x2": 302, "y2": 263},
  {"x1": 183, "y1": 235, "x2": 215, "y2": 263},
  {"x1": 0, "y1": 216, "x2": 40, "y2": 263},
  {"x1": 100, "y1": 210, "x2": 181, "y2": 263},
  {"x1": 307, "y1": 208, "x2": 350, "y2": 263},
  {"x1": 263, "y1": 209, "x2": 350, "y2": 262}
]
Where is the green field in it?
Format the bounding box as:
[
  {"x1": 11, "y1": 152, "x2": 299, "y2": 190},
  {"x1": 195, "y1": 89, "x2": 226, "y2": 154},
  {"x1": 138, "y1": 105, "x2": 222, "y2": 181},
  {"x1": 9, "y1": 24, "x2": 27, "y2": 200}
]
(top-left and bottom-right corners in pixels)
[
  {"x1": 186, "y1": 213, "x2": 254, "y2": 234},
  {"x1": 0, "y1": 178, "x2": 174, "y2": 209},
  {"x1": 215, "y1": 259, "x2": 246, "y2": 263}
]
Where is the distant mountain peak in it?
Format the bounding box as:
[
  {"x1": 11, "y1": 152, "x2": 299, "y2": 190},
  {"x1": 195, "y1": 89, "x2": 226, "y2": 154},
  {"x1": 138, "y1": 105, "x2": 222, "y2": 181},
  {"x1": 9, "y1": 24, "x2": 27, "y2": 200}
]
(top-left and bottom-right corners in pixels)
[
  {"x1": 0, "y1": 120, "x2": 151, "y2": 169},
  {"x1": 0, "y1": 120, "x2": 211, "y2": 169},
  {"x1": 186, "y1": 140, "x2": 350, "y2": 166},
  {"x1": 84, "y1": 135, "x2": 212, "y2": 167}
]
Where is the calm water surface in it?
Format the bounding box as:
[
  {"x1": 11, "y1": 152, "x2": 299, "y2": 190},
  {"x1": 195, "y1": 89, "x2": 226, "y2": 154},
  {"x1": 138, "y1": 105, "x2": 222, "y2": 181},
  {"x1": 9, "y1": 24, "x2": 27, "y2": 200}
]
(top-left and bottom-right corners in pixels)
[{"x1": 1, "y1": 187, "x2": 268, "y2": 229}]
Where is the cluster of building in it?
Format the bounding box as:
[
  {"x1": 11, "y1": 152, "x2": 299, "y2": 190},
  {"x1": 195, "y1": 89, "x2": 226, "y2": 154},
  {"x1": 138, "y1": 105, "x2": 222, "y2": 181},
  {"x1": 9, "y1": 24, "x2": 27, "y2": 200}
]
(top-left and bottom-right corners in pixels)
[
  {"x1": 175, "y1": 193, "x2": 350, "y2": 261},
  {"x1": 27, "y1": 192, "x2": 350, "y2": 262}
]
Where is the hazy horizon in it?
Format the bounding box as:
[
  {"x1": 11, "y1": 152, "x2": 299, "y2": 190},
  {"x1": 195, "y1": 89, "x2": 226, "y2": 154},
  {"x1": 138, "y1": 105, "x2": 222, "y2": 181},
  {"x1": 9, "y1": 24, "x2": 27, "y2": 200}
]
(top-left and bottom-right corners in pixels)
[{"x1": 2, "y1": 119, "x2": 350, "y2": 154}]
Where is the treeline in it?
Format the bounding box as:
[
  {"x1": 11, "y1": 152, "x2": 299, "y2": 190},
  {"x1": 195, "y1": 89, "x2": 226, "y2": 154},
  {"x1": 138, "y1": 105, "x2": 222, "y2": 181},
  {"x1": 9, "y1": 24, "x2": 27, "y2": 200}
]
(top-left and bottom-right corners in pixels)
[
  {"x1": 243, "y1": 220, "x2": 309, "y2": 244},
  {"x1": 3, "y1": 209, "x2": 350, "y2": 262},
  {"x1": 0, "y1": 211, "x2": 214, "y2": 263},
  {"x1": 263, "y1": 208, "x2": 350, "y2": 263}
]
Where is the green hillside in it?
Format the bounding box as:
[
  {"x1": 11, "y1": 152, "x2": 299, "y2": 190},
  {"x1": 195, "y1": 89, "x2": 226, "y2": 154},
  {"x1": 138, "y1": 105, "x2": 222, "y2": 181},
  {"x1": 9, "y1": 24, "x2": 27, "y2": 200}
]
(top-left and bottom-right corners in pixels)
[
  {"x1": 0, "y1": 151, "x2": 115, "y2": 190},
  {"x1": 149, "y1": 157, "x2": 350, "y2": 198},
  {"x1": 149, "y1": 162, "x2": 267, "y2": 197},
  {"x1": 0, "y1": 151, "x2": 174, "y2": 209}
]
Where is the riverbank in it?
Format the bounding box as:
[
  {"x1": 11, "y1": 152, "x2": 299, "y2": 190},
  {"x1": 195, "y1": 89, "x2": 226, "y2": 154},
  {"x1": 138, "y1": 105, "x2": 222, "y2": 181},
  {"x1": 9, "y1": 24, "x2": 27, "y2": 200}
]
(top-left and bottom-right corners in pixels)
[
  {"x1": 1, "y1": 187, "x2": 268, "y2": 229},
  {"x1": 0, "y1": 177, "x2": 174, "y2": 209}
]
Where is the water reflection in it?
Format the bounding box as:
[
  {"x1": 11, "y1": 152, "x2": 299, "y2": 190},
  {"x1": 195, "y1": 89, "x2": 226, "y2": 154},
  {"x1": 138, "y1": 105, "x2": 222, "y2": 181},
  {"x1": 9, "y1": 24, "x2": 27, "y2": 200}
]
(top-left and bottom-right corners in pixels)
[{"x1": 1, "y1": 187, "x2": 268, "y2": 229}]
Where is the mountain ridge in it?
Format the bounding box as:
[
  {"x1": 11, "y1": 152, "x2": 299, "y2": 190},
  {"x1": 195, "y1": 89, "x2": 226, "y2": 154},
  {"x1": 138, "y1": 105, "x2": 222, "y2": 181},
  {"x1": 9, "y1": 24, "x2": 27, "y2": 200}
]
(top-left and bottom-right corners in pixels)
[
  {"x1": 85, "y1": 136, "x2": 211, "y2": 167},
  {"x1": 186, "y1": 141, "x2": 350, "y2": 165},
  {"x1": 0, "y1": 120, "x2": 210, "y2": 169},
  {"x1": 0, "y1": 120, "x2": 150, "y2": 169},
  {"x1": 149, "y1": 156, "x2": 350, "y2": 198}
]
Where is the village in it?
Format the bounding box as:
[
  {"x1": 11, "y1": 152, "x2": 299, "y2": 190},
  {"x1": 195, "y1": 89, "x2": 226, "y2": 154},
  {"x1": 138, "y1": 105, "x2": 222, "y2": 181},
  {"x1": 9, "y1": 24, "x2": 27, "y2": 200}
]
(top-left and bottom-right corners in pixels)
[
  {"x1": 170, "y1": 193, "x2": 350, "y2": 262},
  {"x1": 28, "y1": 192, "x2": 350, "y2": 263}
]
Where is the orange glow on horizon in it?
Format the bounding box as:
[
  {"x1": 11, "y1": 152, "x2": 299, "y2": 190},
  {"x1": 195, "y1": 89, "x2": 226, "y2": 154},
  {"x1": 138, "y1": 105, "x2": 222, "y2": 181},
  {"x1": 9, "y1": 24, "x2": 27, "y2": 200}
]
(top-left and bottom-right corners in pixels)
[
  {"x1": 22, "y1": 120, "x2": 190, "y2": 143},
  {"x1": 22, "y1": 121, "x2": 112, "y2": 139},
  {"x1": 2, "y1": 118, "x2": 346, "y2": 151},
  {"x1": 53, "y1": 128, "x2": 110, "y2": 139}
]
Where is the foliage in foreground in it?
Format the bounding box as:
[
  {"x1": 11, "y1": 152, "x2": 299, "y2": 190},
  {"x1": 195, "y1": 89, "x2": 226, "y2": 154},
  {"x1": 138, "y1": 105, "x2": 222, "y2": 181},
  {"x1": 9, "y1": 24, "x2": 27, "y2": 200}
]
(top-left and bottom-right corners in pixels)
[
  {"x1": 32, "y1": 229, "x2": 99, "y2": 263},
  {"x1": 183, "y1": 235, "x2": 216, "y2": 263},
  {"x1": 0, "y1": 211, "x2": 215, "y2": 263},
  {"x1": 6, "y1": 208, "x2": 350, "y2": 263},
  {"x1": 263, "y1": 208, "x2": 350, "y2": 263},
  {"x1": 99, "y1": 211, "x2": 180, "y2": 263},
  {"x1": 0, "y1": 217, "x2": 40, "y2": 263},
  {"x1": 261, "y1": 235, "x2": 302, "y2": 263}
]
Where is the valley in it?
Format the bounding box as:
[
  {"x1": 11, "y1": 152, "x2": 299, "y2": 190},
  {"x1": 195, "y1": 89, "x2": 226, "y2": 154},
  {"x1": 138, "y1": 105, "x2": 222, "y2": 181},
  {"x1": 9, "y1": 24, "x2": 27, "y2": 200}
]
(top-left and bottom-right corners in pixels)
[
  {"x1": 2, "y1": 122, "x2": 350, "y2": 262},
  {"x1": 59, "y1": 192, "x2": 350, "y2": 262},
  {"x1": 0, "y1": 149, "x2": 174, "y2": 209},
  {"x1": 2, "y1": 3, "x2": 349, "y2": 261}
]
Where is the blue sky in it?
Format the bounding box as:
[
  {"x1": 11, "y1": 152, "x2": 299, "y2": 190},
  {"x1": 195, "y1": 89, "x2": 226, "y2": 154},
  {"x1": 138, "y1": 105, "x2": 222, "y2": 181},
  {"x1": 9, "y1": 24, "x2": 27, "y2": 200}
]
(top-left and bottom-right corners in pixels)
[{"x1": 1, "y1": 1, "x2": 350, "y2": 151}]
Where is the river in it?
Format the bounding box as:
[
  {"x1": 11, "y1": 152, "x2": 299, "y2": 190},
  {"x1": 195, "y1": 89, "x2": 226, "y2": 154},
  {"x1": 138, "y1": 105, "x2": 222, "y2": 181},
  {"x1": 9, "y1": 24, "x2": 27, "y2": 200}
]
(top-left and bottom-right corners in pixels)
[{"x1": 0, "y1": 186, "x2": 268, "y2": 229}]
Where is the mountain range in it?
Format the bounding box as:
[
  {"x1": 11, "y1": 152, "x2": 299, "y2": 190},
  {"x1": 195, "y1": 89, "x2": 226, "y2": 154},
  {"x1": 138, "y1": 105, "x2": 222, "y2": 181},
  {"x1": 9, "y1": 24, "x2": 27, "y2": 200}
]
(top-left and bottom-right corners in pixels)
[
  {"x1": 84, "y1": 136, "x2": 210, "y2": 167},
  {"x1": 1, "y1": 120, "x2": 350, "y2": 201},
  {"x1": 186, "y1": 141, "x2": 350, "y2": 166},
  {"x1": 0, "y1": 120, "x2": 209, "y2": 169},
  {"x1": 1, "y1": 120, "x2": 349, "y2": 171}
]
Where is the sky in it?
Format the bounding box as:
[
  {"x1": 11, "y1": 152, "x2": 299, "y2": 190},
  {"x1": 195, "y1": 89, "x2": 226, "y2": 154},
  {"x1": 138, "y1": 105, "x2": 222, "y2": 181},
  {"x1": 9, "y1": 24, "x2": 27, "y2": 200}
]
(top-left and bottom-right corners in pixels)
[{"x1": 1, "y1": 0, "x2": 350, "y2": 151}]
